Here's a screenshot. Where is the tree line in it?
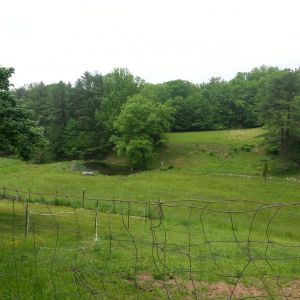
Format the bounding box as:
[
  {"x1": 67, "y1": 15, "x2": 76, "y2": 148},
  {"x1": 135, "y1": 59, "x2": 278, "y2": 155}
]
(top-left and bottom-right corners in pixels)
[{"x1": 1, "y1": 65, "x2": 300, "y2": 168}]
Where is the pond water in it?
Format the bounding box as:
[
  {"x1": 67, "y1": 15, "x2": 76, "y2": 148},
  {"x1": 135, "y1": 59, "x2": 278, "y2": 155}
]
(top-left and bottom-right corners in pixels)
[{"x1": 84, "y1": 161, "x2": 135, "y2": 176}]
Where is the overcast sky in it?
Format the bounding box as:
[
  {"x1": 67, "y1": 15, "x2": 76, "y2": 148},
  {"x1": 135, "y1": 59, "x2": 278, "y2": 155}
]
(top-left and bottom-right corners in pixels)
[{"x1": 1, "y1": 0, "x2": 300, "y2": 87}]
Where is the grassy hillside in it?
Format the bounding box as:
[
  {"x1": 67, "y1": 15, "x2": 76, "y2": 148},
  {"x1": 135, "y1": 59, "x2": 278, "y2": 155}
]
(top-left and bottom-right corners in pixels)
[
  {"x1": 162, "y1": 128, "x2": 298, "y2": 175},
  {"x1": 0, "y1": 128, "x2": 299, "y2": 203}
]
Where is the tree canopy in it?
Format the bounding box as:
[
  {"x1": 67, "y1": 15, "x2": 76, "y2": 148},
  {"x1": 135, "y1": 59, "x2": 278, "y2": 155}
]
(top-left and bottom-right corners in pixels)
[
  {"x1": 112, "y1": 95, "x2": 174, "y2": 168},
  {"x1": 5, "y1": 64, "x2": 300, "y2": 167},
  {"x1": 0, "y1": 66, "x2": 46, "y2": 160},
  {"x1": 260, "y1": 68, "x2": 300, "y2": 160}
]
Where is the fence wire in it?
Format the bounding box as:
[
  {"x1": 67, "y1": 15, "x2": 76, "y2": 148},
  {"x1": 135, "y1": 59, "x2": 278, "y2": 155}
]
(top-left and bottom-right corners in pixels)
[{"x1": 0, "y1": 186, "x2": 300, "y2": 299}]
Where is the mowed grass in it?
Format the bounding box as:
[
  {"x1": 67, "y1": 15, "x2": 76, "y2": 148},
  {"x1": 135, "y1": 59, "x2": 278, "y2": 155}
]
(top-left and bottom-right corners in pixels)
[{"x1": 1, "y1": 128, "x2": 300, "y2": 298}]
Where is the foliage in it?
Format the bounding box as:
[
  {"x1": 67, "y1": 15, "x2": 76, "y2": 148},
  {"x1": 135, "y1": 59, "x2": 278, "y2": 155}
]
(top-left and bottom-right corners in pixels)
[
  {"x1": 172, "y1": 94, "x2": 216, "y2": 131},
  {"x1": 63, "y1": 119, "x2": 88, "y2": 159},
  {"x1": 96, "y1": 68, "x2": 145, "y2": 131},
  {"x1": 0, "y1": 66, "x2": 46, "y2": 160},
  {"x1": 112, "y1": 95, "x2": 175, "y2": 168},
  {"x1": 9, "y1": 64, "x2": 300, "y2": 164},
  {"x1": 259, "y1": 68, "x2": 300, "y2": 158},
  {"x1": 0, "y1": 67, "x2": 14, "y2": 90},
  {"x1": 115, "y1": 138, "x2": 154, "y2": 169}
]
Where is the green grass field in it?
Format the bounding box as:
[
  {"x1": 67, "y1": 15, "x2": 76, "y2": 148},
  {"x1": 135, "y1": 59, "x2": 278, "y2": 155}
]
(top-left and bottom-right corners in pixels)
[
  {"x1": 1, "y1": 128, "x2": 300, "y2": 299},
  {"x1": 0, "y1": 128, "x2": 300, "y2": 203}
]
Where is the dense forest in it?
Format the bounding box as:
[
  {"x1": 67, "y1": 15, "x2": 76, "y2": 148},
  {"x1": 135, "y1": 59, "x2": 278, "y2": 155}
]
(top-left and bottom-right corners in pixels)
[{"x1": 1, "y1": 65, "x2": 300, "y2": 168}]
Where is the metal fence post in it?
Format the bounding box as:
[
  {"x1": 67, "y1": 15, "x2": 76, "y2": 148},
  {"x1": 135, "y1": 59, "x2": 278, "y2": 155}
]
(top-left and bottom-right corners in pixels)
[
  {"x1": 82, "y1": 188, "x2": 86, "y2": 208},
  {"x1": 95, "y1": 200, "x2": 99, "y2": 241},
  {"x1": 144, "y1": 202, "x2": 148, "y2": 222},
  {"x1": 24, "y1": 188, "x2": 30, "y2": 241},
  {"x1": 127, "y1": 201, "x2": 131, "y2": 227}
]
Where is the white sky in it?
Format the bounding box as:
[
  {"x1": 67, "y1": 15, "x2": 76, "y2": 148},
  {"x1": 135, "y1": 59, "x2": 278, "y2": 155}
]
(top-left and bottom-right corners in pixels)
[{"x1": 1, "y1": 0, "x2": 300, "y2": 87}]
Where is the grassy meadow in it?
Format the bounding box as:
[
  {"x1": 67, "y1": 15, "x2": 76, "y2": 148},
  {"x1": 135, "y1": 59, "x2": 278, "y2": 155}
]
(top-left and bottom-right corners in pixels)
[
  {"x1": 0, "y1": 128, "x2": 300, "y2": 203},
  {"x1": 1, "y1": 128, "x2": 300, "y2": 299}
]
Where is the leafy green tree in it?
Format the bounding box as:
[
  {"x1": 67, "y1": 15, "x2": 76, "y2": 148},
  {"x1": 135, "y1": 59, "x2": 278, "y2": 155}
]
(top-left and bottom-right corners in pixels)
[
  {"x1": 66, "y1": 72, "x2": 108, "y2": 159},
  {"x1": 138, "y1": 83, "x2": 171, "y2": 103},
  {"x1": 21, "y1": 73, "x2": 106, "y2": 160},
  {"x1": 172, "y1": 96, "x2": 197, "y2": 131},
  {"x1": 140, "y1": 80, "x2": 201, "y2": 132},
  {"x1": 162, "y1": 80, "x2": 197, "y2": 100},
  {"x1": 97, "y1": 68, "x2": 145, "y2": 131},
  {"x1": 289, "y1": 96, "x2": 300, "y2": 162},
  {"x1": 191, "y1": 95, "x2": 216, "y2": 130},
  {"x1": 260, "y1": 69, "x2": 300, "y2": 155},
  {"x1": 0, "y1": 66, "x2": 46, "y2": 160},
  {"x1": 228, "y1": 66, "x2": 279, "y2": 128},
  {"x1": 23, "y1": 82, "x2": 50, "y2": 128},
  {"x1": 112, "y1": 95, "x2": 175, "y2": 169},
  {"x1": 171, "y1": 95, "x2": 214, "y2": 131},
  {"x1": 20, "y1": 81, "x2": 71, "y2": 159},
  {"x1": 69, "y1": 72, "x2": 103, "y2": 129},
  {"x1": 62, "y1": 119, "x2": 87, "y2": 158},
  {"x1": 0, "y1": 67, "x2": 14, "y2": 90},
  {"x1": 200, "y1": 77, "x2": 231, "y2": 129},
  {"x1": 46, "y1": 82, "x2": 72, "y2": 158}
]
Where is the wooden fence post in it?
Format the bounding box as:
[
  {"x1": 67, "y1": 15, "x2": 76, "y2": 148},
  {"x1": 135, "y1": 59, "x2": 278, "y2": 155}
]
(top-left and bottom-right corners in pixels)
[
  {"x1": 148, "y1": 201, "x2": 151, "y2": 220},
  {"x1": 113, "y1": 199, "x2": 116, "y2": 214},
  {"x1": 158, "y1": 198, "x2": 164, "y2": 219}
]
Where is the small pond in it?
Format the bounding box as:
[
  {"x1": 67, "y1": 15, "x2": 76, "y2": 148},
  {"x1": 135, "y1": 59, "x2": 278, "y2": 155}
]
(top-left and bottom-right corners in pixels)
[{"x1": 84, "y1": 161, "x2": 136, "y2": 176}]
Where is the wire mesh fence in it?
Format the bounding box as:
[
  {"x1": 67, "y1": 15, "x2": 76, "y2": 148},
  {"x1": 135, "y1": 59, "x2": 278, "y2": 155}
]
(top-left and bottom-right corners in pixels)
[{"x1": 1, "y1": 186, "x2": 300, "y2": 299}]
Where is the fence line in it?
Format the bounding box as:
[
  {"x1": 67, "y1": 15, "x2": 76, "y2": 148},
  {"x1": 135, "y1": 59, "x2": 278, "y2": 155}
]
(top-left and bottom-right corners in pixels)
[{"x1": 0, "y1": 186, "x2": 300, "y2": 299}]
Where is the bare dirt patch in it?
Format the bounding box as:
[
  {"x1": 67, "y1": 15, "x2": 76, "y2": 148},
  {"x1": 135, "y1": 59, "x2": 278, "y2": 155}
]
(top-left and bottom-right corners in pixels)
[
  {"x1": 205, "y1": 281, "x2": 265, "y2": 299},
  {"x1": 134, "y1": 274, "x2": 267, "y2": 299},
  {"x1": 282, "y1": 280, "x2": 300, "y2": 299},
  {"x1": 132, "y1": 274, "x2": 300, "y2": 298}
]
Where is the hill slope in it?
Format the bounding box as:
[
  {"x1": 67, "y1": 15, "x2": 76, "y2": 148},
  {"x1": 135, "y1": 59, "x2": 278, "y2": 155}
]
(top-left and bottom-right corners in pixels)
[{"x1": 0, "y1": 128, "x2": 300, "y2": 203}]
